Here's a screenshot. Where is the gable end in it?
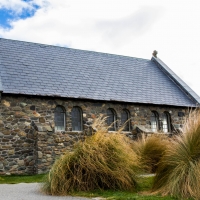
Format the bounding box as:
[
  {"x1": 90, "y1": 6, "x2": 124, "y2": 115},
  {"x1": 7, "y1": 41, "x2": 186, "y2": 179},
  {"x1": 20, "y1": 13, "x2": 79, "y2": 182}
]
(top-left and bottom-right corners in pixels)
[{"x1": 151, "y1": 56, "x2": 200, "y2": 106}]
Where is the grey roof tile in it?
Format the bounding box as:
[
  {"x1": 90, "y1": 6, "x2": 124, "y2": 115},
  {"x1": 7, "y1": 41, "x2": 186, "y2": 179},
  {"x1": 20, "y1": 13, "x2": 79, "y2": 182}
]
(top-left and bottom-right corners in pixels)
[{"x1": 0, "y1": 38, "x2": 199, "y2": 107}]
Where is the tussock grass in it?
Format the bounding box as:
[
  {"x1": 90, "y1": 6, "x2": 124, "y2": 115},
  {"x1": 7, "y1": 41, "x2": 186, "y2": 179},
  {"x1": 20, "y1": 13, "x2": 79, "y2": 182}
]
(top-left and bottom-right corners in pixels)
[
  {"x1": 132, "y1": 134, "x2": 169, "y2": 173},
  {"x1": 153, "y1": 109, "x2": 200, "y2": 199},
  {"x1": 42, "y1": 116, "x2": 139, "y2": 195}
]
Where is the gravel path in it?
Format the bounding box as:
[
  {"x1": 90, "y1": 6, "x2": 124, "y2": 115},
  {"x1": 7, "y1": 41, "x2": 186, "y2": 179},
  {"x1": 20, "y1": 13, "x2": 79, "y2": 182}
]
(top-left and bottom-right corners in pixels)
[{"x1": 0, "y1": 183, "x2": 90, "y2": 200}]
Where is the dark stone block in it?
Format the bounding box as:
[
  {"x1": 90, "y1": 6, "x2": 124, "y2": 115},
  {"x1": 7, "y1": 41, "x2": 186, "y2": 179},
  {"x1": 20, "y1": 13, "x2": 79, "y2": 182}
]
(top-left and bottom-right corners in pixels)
[
  {"x1": 4, "y1": 166, "x2": 11, "y2": 170},
  {"x1": 19, "y1": 118, "x2": 26, "y2": 122},
  {"x1": 178, "y1": 112, "x2": 185, "y2": 117},
  {"x1": 3, "y1": 135, "x2": 13, "y2": 139},
  {"x1": 2, "y1": 138, "x2": 9, "y2": 142},
  {"x1": 28, "y1": 129, "x2": 34, "y2": 134},
  {"x1": 48, "y1": 100, "x2": 54, "y2": 105},
  {"x1": 10, "y1": 102, "x2": 17, "y2": 107},
  {"x1": 48, "y1": 144, "x2": 55, "y2": 146},
  {"x1": 30, "y1": 105, "x2": 35, "y2": 110},
  {"x1": 31, "y1": 117, "x2": 38, "y2": 121},
  {"x1": 25, "y1": 139, "x2": 34, "y2": 143},
  {"x1": 11, "y1": 132, "x2": 17, "y2": 136},
  {"x1": 21, "y1": 150, "x2": 32, "y2": 154},
  {"x1": 9, "y1": 161, "x2": 17, "y2": 166},
  {"x1": 37, "y1": 160, "x2": 42, "y2": 164},
  {"x1": 14, "y1": 148, "x2": 21, "y2": 151},
  {"x1": 10, "y1": 155, "x2": 20, "y2": 158},
  {"x1": 93, "y1": 103, "x2": 102, "y2": 107},
  {"x1": 18, "y1": 167, "x2": 26, "y2": 170}
]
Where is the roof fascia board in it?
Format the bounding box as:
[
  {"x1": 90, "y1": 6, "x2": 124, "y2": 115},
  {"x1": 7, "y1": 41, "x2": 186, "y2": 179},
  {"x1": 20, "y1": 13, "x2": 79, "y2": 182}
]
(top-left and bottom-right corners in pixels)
[{"x1": 151, "y1": 56, "x2": 200, "y2": 106}]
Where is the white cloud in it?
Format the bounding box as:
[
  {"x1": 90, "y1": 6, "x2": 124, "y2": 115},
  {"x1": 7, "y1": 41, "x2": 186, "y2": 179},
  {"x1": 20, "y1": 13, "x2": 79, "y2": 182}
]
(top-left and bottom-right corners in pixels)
[
  {"x1": 0, "y1": 0, "x2": 200, "y2": 96},
  {"x1": 0, "y1": 0, "x2": 46, "y2": 14},
  {"x1": 95, "y1": 6, "x2": 164, "y2": 48},
  {"x1": 0, "y1": 1, "x2": 165, "y2": 51}
]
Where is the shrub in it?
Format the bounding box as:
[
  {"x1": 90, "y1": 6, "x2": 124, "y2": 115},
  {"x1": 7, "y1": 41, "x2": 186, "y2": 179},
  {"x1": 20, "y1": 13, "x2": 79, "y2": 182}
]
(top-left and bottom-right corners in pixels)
[
  {"x1": 152, "y1": 109, "x2": 200, "y2": 199},
  {"x1": 132, "y1": 134, "x2": 169, "y2": 173},
  {"x1": 42, "y1": 116, "x2": 139, "y2": 195}
]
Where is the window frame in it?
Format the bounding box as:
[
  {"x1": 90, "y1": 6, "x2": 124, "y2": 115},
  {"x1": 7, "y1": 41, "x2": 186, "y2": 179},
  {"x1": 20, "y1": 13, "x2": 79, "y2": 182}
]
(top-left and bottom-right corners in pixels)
[
  {"x1": 150, "y1": 111, "x2": 159, "y2": 132},
  {"x1": 71, "y1": 106, "x2": 83, "y2": 131},
  {"x1": 121, "y1": 109, "x2": 131, "y2": 131},
  {"x1": 162, "y1": 111, "x2": 171, "y2": 133},
  {"x1": 107, "y1": 108, "x2": 117, "y2": 131},
  {"x1": 54, "y1": 106, "x2": 66, "y2": 131}
]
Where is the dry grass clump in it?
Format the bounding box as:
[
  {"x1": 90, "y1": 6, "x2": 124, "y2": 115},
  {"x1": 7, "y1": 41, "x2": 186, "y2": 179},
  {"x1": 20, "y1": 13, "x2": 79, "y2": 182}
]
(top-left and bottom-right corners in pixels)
[
  {"x1": 153, "y1": 109, "x2": 200, "y2": 199},
  {"x1": 42, "y1": 116, "x2": 139, "y2": 195},
  {"x1": 132, "y1": 134, "x2": 169, "y2": 173}
]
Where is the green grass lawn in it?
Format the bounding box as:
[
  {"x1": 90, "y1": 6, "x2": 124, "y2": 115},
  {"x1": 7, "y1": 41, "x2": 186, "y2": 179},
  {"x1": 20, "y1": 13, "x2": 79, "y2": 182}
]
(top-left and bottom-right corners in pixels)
[
  {"x1": 73, "y1": 176, "x2": 177, "y2": 200},
  {"x1": 0, "y1": 174, "x2": 46, "y2": 184},
  {"x1": 0, "y1": 175, "x2": 176, "y2": 199}
]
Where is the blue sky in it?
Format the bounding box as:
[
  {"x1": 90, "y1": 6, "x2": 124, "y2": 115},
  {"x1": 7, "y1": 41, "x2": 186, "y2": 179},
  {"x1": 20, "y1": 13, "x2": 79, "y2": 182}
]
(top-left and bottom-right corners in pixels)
[
  {"x1": 0, "y1": 3, "x2": 39, "y2": 29},
  {"x1": 0, "y1": 0, "x2": 200, "y2": 97}
]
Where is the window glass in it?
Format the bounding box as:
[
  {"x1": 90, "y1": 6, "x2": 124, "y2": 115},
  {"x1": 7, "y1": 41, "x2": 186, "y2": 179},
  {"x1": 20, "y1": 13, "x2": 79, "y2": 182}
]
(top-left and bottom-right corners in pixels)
[
  {"x1": 72, "y1": 107, "x2": 82, "y2": 131},
  {"x1": 121, "y1": 109, "x2": 130, "y2": 131},
  {"x1": 151, "y1": 111, "x2": 159, "y2": 132},
  {"x1": 107, "y1": 108, "x2": 116, "y2": 131},
  {"x1": 55, "y1": 106, "x2": 65, "y2": 131},
  {"x1": 162, "y1": 112, "x2": 171, "y2": 133}
]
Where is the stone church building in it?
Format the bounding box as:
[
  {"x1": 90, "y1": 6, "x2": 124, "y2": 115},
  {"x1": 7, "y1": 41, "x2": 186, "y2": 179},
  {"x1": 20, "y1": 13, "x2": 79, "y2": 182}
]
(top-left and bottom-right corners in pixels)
[{"x1": 0, "y1": 38, "x2": 199, "y2": 175}]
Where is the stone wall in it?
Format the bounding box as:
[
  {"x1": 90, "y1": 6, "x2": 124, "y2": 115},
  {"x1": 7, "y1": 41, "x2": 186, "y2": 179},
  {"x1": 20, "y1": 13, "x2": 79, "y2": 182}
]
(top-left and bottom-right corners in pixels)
[{"x1": 0, "y1": 94, "x2": 188, "y2": 175}]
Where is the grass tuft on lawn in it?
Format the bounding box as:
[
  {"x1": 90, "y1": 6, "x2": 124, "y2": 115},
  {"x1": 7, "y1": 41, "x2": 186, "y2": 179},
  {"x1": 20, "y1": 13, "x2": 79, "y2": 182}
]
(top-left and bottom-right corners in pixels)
[
  {"x1": 153, "y1": 109, "x2": 200, "y2": 199},
  {"x1": 42, "y1": 115, "x2": 140, "y2": 195},
  {"x1": 132, "y1": 134, "x2": 169, "y2": 173}
]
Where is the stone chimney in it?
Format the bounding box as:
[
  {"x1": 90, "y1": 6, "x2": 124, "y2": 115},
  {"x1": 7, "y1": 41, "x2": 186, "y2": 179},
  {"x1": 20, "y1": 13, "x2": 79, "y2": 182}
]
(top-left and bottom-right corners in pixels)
[{"x1": 152, "y1": 50, "x2": 158, "y2": 58}]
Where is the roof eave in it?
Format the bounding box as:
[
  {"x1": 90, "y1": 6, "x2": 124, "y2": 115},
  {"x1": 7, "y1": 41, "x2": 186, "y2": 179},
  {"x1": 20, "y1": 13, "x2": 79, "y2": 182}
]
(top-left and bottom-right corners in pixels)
[
  {"x1": 1, "y1": 91, "x2": 197, "y2": 107},
  {"x1": 0, "y1": 65, "x2": 3, "y2": 93},
  {"x1": 151, "y1": 56, "x2": 200, "y2": 106}
]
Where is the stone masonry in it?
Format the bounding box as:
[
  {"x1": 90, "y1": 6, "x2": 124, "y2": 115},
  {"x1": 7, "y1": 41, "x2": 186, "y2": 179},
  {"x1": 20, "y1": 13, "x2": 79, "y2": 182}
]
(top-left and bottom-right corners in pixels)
[{"x1": 0, "y1": 94, "x2": 188, "y2": 175}]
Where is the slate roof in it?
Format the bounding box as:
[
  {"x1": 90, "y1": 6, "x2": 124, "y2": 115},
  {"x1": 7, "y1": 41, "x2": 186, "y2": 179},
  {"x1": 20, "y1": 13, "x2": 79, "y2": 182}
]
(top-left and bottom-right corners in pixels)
[{"x1": 0, "y1": 38, "x2": 199, "y2": 107}]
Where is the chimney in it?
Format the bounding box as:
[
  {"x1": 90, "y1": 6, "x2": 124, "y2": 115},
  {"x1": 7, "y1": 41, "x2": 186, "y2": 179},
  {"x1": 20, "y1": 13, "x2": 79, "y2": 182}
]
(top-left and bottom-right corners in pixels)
[{"x1": 152, "y1": 50, "x2": 158, "y2": 58}]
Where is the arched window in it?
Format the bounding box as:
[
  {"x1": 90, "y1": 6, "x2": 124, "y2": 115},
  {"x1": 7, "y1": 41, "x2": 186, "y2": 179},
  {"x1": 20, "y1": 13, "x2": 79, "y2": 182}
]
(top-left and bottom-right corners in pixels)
[
  {"x1": 162, "y1": 112, "x2": 171, "y2": 133},
  {"x1": 150, "y1": 111, "x2": 159, "y2": 132},
  {"x1": 72, "y1": 106, "x2": 82, "y2": 131},
  {"x1": 107, "y1": 108, "x2": 117, "y2": 131},
  {"x1": 54, "y1": 106, "x2": 65, "y2": 131},
  {"x1": 121, "y1": 109, "x2": 130, "y2": 131}
]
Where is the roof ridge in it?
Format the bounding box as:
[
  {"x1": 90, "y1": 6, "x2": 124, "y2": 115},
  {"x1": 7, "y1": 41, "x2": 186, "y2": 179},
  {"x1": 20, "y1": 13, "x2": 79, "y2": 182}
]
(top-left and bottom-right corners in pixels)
[
  {"x1": 151, "y1": 56, "x2": 200, "y2": 105},
  {"x1": 0, "y1": 37, "x2": 150, "y2": 61}
]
